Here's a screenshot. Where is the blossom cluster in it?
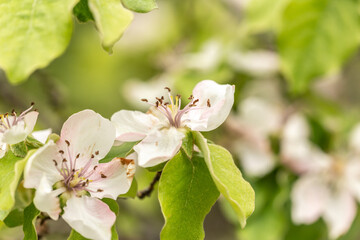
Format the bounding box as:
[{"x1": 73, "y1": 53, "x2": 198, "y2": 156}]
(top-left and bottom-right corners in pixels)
[{"x1": 0, "y1": 80, "x2": 234, "y2": 240}]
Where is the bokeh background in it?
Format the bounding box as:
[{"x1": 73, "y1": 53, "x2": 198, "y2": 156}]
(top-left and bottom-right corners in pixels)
[{"x1": 1, "y1": 0, "x2": 360, "y2": 239}]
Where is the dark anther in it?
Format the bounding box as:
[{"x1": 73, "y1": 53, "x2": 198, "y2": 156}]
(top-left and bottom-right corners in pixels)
[
  {"x1": 91, "y1": 154, "x2": 95, "y2": 158},
  {"x1": 31, "y1": 102, "x2": 35, "y2": 106},
  {"x1": 76, "y1": 153, "x2": 80, "y2": 158},
  {"x1": 53, "y1": 160, "x2": 58, "y2": 166},
  {"x1": 93, "y1": 166, "x2": 98, "y2": 170},
  {"x1": 97, "y1": 189, "x2": 103, "y2": 192},
  {"x1": 95, "y1": 151, "x2": 99, "y2": 155},
  {"x1": 65, "y1": 140, "x2": 70, "y2": 146},
  {"x1": 101, "y1": 173, "x2": 107, "y2": 178},
  {"x1": 193, "y1": 99, "x2": 199, "y2": 105},
  {"x1": 176, "y1": 94, "x2": 181, "y2": 99},
  {"x1": 141, "y1": 98, "x2": 148, "y2": 102},
  {"x1": 63, "y1": 158, "x2": 67, "y2": 162},
  {"x1": 156, "y1": 102, "x2": 159, "y2": 107},
  {"x1": 188, "y1": 95, "x2": 193, "y2": 100},
  {"x1": 156, "y1": 97, "x2": 163, "y2": 104},
  {"x1": 207, "y1": 99, "x2": 211, "y2": 107},
  {"x1": 161, "y1": 96, "x2": 164, "y2": 100},
  {"x1": 59, "y1": 150, "x2": 64, "y2": 154},
  {"x1": 82, "y1": 182, "x2": 86, "y2": 187},
  {"x1": 164, "y1": 87, "x2": 171, "y2": 92}
]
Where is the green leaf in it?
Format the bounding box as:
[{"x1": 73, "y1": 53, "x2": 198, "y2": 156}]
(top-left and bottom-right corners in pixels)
[
  {"x1": 0, "y1": 0, "x2": 79, "y2": 84},
  {"x1": 122, "y1": 0, "x2": 158, "y2": 13},
  {"x1": 100, "y1": 142, "x2": 137, "y2": 163},
  {"x1": 119, "y1": 178, "x2": 138, "y2": 198},
  {"x1": 23, "y1": 203, "x2": 40, "y2": 240},
  {"x1": 193, "y1": 132, "x2": 255, "y2": 228},
  {"x1": 3, "y1": 208, "x2": 24, "y2": 228},
  {"x1": 10, "y1": 142, "x2": 28, "y2": 158},
  {"x1": 0, "y1": 150, "x2": 35, "y2": 220},
  {"x1": 158, "y1": 151, "x2": 220, "y2": 240},
  {"x1": 88, "y1": 0, "x2": 133, "y2": 52},
  {"x1": 244, "y1": 0, "x2": 290, "y2": 33},
  {"x1": 278, "y1": 0, "x2": 360, "y2": 92},
  {"x1": 25, "y1": 136, "x2": 44, "y2": 150},
  {"x1": 181, "y1": 130, "x2": 194, "y2": 159},
  {"x1": 73, "y1": 0, "x2": 94, "y2": 22}
]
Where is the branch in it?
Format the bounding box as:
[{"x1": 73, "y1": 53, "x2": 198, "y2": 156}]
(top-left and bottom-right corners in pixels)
[{"x1": 137, "y1": 171, "x2": 162, "y2": 199}]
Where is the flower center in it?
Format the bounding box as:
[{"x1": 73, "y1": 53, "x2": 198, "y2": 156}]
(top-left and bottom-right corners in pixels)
[
  {"x1": 0, "y1": 103, "x2": 35, "y2": 133},
  {"x1": 141, "y1": 87, "x2": 210, "y2": 128},
  {"x1": 52, "y1": 140, "x2": 104, "y2": 194}
]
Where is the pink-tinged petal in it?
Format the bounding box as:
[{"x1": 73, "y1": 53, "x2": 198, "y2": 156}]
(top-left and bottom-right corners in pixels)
[
  {"x1": 88, "y1": 155, "x2": 136, "y2": 199},
  {"x1": 323, "y1": 191, "x2": 357, "y2": 239},
  {"x1": 183, "y1": 80, "x2": 234, "y2": 131},
  {"x1": 24, "y1": 111, "x2": 39, "y2": 135},
  {"x1": 60, "y1": 110, "x2": 115, "y2": 167},
  {"x1": 349, "y1": 123, "x2": 360, "y2": 153},
  {"x1": 111, "y1": 110, "x2": 160, "y2": 141},
  {"x1": 33, "y1": 175, "x2": 65, "y2": 220},
  {"x1": 0, "y1": 142, "x2": 6, "y2": 158},
  {"x1": 24, "y1": 141, "x2": 63, "y2": 189},
  {"x1": 62, "y1": 196, "x2": 116, "y2": 240},
  {"x1": 134, "y1": 128, "x2": 184, "y2": 167},
  {"x1": 235, "y1": 140, "x2": 275, "y2": 177},
  {"x1": 291, "y1": 175, "x2": 330, "y2": 224},
  {"x1": 31, "y1": 128, "x2": 52, "y2": 144}
]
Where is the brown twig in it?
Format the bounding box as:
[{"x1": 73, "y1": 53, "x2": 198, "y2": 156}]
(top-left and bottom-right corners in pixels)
[{"x1": 137, "y1": 171, "x2": 162, "y2": 199}]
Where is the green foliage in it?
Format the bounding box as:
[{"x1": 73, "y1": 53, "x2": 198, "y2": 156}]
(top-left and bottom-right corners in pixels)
[
  {"x1": 0, "y1": 150, "x2": 35, "y2": 221},
  {"x1": 3, "y1": 208, "x2": 24, "y2": 228},
  {"x1": 0, "y1": 0, "x2": 79, "y2": 84},
  {"x1": 181, "y1": 130, "x2": 194, "y2": 159},
  {"x1": 193, "y1": 132, "x2": 255, "y2": 228},
  {"x1": 68, "y1": 230, "x2": 90, "y2": 240},
  {"x1": 73, "y1": 0, "x2": 94, "y2": 22},
  {"x1": 23, "y1": 203, "x2": 40, "y2": 240},
  {"x1": 100, "y1": 142, "x2": 137, "y2": 163},
  {"x1": 119, "y1": 178, "x2": 138, "y2": 198},
  {"x1": 88, "y1": 0, "x2": 133, "y2": 52},
  {"x1": 278, "y1": 0, "x2": 360, "y2": 92},
  {"x1": 10, "y1": 142, "x2": 28, "y2": 158},
  {"x1": 25, "y1": 136, "x2": 44, "y2": 149},
  {"x1": 122, "y1": 0, "x2": 158, "y2": 13},
  {"x1": 158, "y1": 151, "x2": 220, "y2": 240}
]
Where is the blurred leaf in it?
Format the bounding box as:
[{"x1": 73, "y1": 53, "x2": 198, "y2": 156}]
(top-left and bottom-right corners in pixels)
[
  {"x1": 194, "y1": 132, "x2": 255, "y2": 228},
  {"x1": 245, "y1": 0, "x2": 290, "y2": 33},
  {"x1": 122, "y1": 0, "x2": 158, "y2": 13},
  {"x1": 181, "y1": 130, "x2": 194, "y2": 159},
  {"x1": 158, "y1": 151, "x2": 220, "y2": 240},
  {"x1": 23, "y1": 203, "x2": 40, "y2": 240},
  {"x1": 0, "y1": 150, "x2": 35, "y2": 220},
  {"x1": 25, "y1": 136, "x2": 44, "y2": 149},
  {"x1": 3, "y1": 208, "x2": 24, "y2": 228},
  {"x1": 0, "y1": 0, "x2": 78, "y2": 84},
  {"x1": 119, "y1": 178, "x2": 138, "y2": 198},
  {"x1": 10, "y1": 142, "x2": 28, "y2": 158},
  {"x1": 88, "y1": 0, "x2": 133, "y2": 52},
  {"x1": 100, "y1": 142, "x2": 137, "y2": 163},
  {"x1": 102, "y1": 198, "x2": 119, "y2": 240},
  {"x1": 146, "y1": 161, "x2": 167, "y2": 172},
  {"x1": 278, "y1": 0, "x2": 360, "y2": 92},
  {"x1": 73, "y1": 0, "x2": 94, "y2": 22}
]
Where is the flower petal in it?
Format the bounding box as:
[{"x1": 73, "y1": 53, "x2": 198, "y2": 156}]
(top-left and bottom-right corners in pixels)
[
  {"x1": 344, "y1": 158, "x2": 360, "y2": 201},
  {"x1": 183, "y1": 80, "x2": 234, "y2": 131},
  {"x1": 60, "y1": 110, "x2": 115, "y2": 167},
  {"x1": 24, "y1": 111, "x2": 39, "y2": 135},
  {"x1": 0, "y1": 141, "x2": 6, "y2": 158},
  {"x1": 31, "y1": 128, "x2": 52, "y2": 144},
  {"x1": 33, "y1": 175, "x2": 65, "y2": 220},
  {"x1": 235, "y1": 140, "x2": 275, "y2": 177},
  {"x1": 62, "y1": 196, "x2": 116, "y2": 240},
  {"x1": 323, "y1": 190, "x2": 356, "y2": 239},
  {"x1": 134, "y1": 128, "x2": 184, "y2": 167},
  {"x1": 1, "y1": 123, "x2": 27, "y2": 144},
  {"x1": 349, "y1": 123, "x2": 360, "y2": 153},
  {"x1": 24, "y1": 141, "x2": 63, "y2": 189},
  {"x1": 111, "y1": 110, "x2": 159, "y2": 141},
  {"x1": 291, "y1": 175, "x2": 330, "y2": 224},
  {"x1": 88, "y1": 154, "x2": 136, "y2": 199}
]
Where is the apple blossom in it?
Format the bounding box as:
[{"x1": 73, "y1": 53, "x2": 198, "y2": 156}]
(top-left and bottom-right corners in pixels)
[
  {"x1": 24, "y1": 110, "x2": 136, "y2": 240},
  {"x1": 111, "y1": 80, "x2": 234, "y2": 167},
  {"x1": 282, "y1": 114, "x2": 360, "y2": 239},
  {"x1": 0, "y1": 104, "x2": 38, "y2": 158}
]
